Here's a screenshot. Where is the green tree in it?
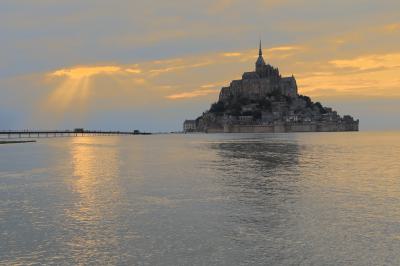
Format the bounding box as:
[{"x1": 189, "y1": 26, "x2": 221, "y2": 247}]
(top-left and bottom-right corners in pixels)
[
  {"x1": 314, "y1": 102, "x2": 327, "y2": 114},
  {"x1": 209, "y1": 101, "x2": 225, "y2": 113},
  {"x1": 299, "y1": 95, "x2": 313, "y2": 108}
]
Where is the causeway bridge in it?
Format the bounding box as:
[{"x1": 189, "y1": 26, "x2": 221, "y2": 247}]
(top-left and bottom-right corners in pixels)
[{"x1": 0, "y1": 130, "x2": 151, "y2": 139}]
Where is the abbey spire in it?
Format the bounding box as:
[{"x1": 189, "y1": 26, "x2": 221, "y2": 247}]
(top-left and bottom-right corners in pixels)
[{"x1": 256, "y1": 40, "x2": 266, "y2": 75}]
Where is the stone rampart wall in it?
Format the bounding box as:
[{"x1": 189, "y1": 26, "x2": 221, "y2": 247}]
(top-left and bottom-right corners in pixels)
[{"x1": 219, "y1": 122, "x2": 358, "y2": 133}]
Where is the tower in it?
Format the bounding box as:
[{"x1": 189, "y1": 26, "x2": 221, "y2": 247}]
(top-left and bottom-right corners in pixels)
[{"x1": 255, "y1": 40, "x2": 266, "y2": 76}]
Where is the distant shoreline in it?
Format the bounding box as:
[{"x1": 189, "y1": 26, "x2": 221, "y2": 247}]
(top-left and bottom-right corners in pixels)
[{"x1": 0, "y1": 140, "x2": 36, "y2": 145}]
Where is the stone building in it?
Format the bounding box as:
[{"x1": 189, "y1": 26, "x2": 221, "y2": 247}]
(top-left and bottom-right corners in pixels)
[
  {"x1": 219, "y1": 41, "x2": 298, "y2": 102},
  {"x1": 183, "y1": 120, "x2": 197, "y2": 132}
]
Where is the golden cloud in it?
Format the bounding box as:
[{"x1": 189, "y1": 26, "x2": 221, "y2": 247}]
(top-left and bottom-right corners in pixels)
[
  {"x1": 45, "y1": 64, "x2": 147, "y2": 112},
  {"x1": 297, "y1": 58, "x2": 400, "y2": 99},
  {"x1": 222, "y1": 52, "x2": 242, "y2": 57},
  {"x1": 383, "y1": 23, "x2": 400, "y2": 32},
  {"x1": 125, "y1": 68, "x2": 142, "y2": 74},
  {"x1": 329, "y1": 53, "x2": 400, "y2": 70},
  {"x1": 166, "y1": 89, "x2": 219, "y2": 100},
  {"x1": 200, "y1": 81, "x2": 229, "y2": 88},
  {"x1": 267, "y1": 45, "x2": 302, "y2": 52},
  {"x1": 149, "y1": 61, "x2": 213, "y2": 76},
  {"x1": 51, "y1": 66, "x2": 122, "y2": 79}
]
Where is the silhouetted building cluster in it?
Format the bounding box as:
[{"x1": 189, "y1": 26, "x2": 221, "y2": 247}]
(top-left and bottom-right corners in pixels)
[{"x1": 183, "y1": 41, "x2": 359, "y2": 133}]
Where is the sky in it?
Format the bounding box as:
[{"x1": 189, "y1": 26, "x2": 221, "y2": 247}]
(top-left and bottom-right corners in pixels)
[{"x1": 0, "y1": 0, "x2": 399, "y2": 131}]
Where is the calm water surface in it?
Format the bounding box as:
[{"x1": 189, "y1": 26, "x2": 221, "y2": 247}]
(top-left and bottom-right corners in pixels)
[{"x1": 0, "y1": 132, "x2": 400, "y2": 265}]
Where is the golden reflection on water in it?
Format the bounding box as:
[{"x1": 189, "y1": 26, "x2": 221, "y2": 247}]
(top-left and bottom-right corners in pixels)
[{"x1": 66, "y1": 137, "x2": 122, "y2": 264}]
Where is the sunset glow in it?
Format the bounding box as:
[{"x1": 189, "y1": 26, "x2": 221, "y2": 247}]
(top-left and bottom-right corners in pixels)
[
  {"x1": 3, "y1": 1, "x2": 400, "y2": 265},
  {"x1": 1, "y1": 0, "x2": 399, "y2": 130},
  {"x1": 51, "y1": 66, "x2": 122, "y2": 79}
]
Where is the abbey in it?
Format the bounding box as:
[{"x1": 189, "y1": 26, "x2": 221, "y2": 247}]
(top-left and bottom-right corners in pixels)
[
  {"x1": 219, "y1": 41, "x2": 298, "y2": 103},
  {"x1": 183, "y1": 41, "x2": 359, "y2": 133}
]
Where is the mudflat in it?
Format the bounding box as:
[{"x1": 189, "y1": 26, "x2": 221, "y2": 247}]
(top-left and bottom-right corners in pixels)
[{"x1": 0, "y1": 140, "x2": 36, "y2": 144}]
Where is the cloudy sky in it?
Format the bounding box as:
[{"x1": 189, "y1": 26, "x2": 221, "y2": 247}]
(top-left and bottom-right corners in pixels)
[{"x1": 1, "y1": 0, "x2": 399, "y2": 131}]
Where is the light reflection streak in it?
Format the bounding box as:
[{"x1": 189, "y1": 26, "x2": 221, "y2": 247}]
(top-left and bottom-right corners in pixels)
[{"x1": 65, "y1": 137, "x2": 123, "y2": 264}]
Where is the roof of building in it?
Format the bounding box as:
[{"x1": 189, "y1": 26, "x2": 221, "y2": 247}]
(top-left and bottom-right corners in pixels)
[{"x1": 242, "y1": 71, "x2": 260, "y2": 79}]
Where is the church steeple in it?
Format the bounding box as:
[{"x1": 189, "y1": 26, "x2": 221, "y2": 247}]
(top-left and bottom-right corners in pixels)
[{"x1": 256, "y1": 40, "x2": 266, "y2": 74}]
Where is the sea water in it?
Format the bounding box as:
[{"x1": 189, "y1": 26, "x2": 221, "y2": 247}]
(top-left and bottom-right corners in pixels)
[{"x1": 0, "y1": 132, "x2": 399, "y2": 265}]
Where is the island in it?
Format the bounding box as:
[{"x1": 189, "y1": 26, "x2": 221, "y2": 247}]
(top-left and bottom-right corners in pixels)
[{"x1": 183, "y1": 41, "x2": 359, "y2": 133}]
